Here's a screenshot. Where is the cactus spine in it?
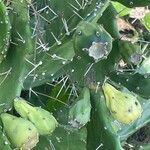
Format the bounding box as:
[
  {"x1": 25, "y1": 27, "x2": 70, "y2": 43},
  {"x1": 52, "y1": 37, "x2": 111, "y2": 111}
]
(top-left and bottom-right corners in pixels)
[{"x1": 102, "y1": 83, "x2": 143, "y2": 124}]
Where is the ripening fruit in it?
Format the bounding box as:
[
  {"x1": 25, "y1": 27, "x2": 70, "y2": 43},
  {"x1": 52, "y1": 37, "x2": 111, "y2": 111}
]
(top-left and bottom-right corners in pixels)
[
  {"x1": 14, "y1": 98, "x2": 58, "y2": 135},
  {"x1": 102, "y1": 83, "x2": 143, "y2": 124},
  {"x1": 1, "y1": 113, "x2": 39, "y2": 150}
]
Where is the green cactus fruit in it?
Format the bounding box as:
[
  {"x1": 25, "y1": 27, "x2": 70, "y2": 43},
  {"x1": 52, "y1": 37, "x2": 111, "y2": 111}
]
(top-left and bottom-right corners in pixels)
[
  {"x1": 118, "y1": 41, "x2": 142, "y2": 65},
  {"x1": 69, "y1": 87, "x2": 91, "y2": 128},
  {"x1": 73, "y1": 21, "x2": 112, "y2": 62},
  {"x1": 14, "y1": 98, "x2": 58, "y2": 135},
  {"x1": 102, "y1": 83, "x2": 143, "y2": 124},
  {"x1": 1, "y1": 113, "x2": 39, "y2": 150},
  {"x1": 0, "y1": 125, "x2": 12, "y2": 150},
  {"x1": 0, "y1": 1, "x2": 10, "y2": 63}
]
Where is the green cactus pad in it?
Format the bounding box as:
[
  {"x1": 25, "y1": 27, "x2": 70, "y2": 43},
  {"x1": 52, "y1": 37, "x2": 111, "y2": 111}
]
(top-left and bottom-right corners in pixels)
[
  {"x1": 73, "y1": 21, "x2": 112, "y2": 62},
  {"x1": 1, "y1": 113, "x2": 39, "y2": 150},
  {"x1": 137, "y1": 56, "x2": 150, "y2": 75},
  {"x1": 48, "y1": 126, "x2": 87, "y2": 150},
  {"x1": 69, "y1": 87, "x2": 91, "y2": 128},
  {"x1": 0, "y1": 0, "x2": 33, "y2": 113},
  {"x1": 23, "y1": 0, "x2": 110, "y2": 89},
  {"x1": 118, "y1": 41, "x2": 142, "y2": 65},
  {"x1": 98, "y1": 4, "x2": 120, "y2": 38},
  {"x1": 87, "y1": 89, "x2": 123, "y2": 150},
  {"x1": 110, "y1": 71, "x2": 150, "y2": 98},
  {"x1": 112, "y1": 0, "x2": 150, "y2": 7},
  {"x1": 23, "y1": 39, "x2": 75, "y2": 89},
  {"x1": 0, "y1": 1, "x2": 10, "y2": 63}
]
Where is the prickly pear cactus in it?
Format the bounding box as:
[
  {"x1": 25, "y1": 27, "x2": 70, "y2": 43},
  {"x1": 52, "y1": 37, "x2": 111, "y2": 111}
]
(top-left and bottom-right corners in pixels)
[{"x1": 0, "y1": 0, "x2": 150, "y2": 149}]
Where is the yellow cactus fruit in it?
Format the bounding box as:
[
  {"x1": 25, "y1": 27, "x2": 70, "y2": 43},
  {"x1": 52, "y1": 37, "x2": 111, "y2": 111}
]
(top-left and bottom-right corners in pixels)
[{"x1": 102, "y1": 83, "x2": 143, "y2": 124}]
